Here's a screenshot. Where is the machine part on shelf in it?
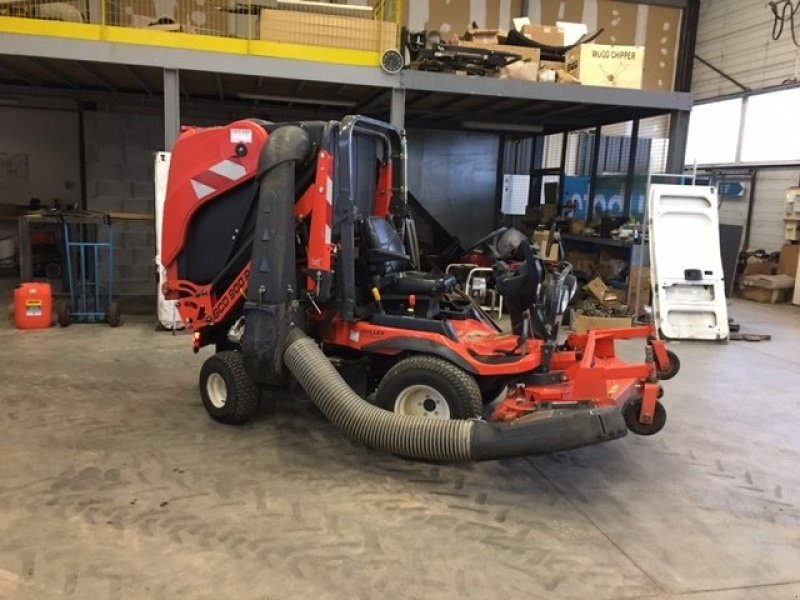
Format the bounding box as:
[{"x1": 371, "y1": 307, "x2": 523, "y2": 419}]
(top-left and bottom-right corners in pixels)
[
  {"x1": 161, "y1": 115, "x2": 679, "y2": 462},
  {"x1": 504, "y1": 28, "x2": 604, "y2": 61},
  {"x1": 410, "y1": 44, "x2": 523, "y2": 76}
]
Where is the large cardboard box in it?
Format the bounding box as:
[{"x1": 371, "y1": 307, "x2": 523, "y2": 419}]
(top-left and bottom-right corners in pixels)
[
  {"x1": 521, "y1": 24, "x2": 564, "y2": 47},
  {"x1": 260, "y1": 9, "x2": 397, "y2": 52},
  {"x1": 779, "y1": 243, "x2": 799, "y2": 276},
  {"x1": 570, "y1": 309, "x2": 632, "y2": 333},
  {"x1": 406, "y1": 0, "x2": 525, "y2": 38},
  {"x1": 566, "y1": 43, "x2": 644, "y2": 89},
  {"x1": 739, "y1": 287, "x2": 790, "y2": 304}
]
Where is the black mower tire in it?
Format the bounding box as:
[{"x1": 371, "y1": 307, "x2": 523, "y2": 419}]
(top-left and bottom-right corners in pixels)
[
  {"x1": 107, "y1": 301, "x2": 121, "y2": 327},
  {"x1": 375, "y1": 355, "x2": 483, "y2": 420},
  {"x1": 623, "y1": 397, "x2": 667, "y2": 436},
  {"x1": 57, "y1": 301, "x2": 71, "y2": 327},
  {"x1": 199, "y1": 351, "x2": 260, "y2": 425},
  {"x1": 657, "y1": 349, "x2": 680, "y2": 380}
]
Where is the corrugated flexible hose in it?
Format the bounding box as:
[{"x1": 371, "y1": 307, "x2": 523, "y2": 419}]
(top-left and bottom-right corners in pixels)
[
  {"x1": 283, "y1": 329, "x2": 629, "y2": 462},
  {"x1": 284, "y1": 332, "x2": 473, "y2": 461}
]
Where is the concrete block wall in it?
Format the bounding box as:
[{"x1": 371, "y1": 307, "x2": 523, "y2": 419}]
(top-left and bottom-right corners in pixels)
[{"x1": 83, "y1": 110, "x2": 162, "y2": 295}]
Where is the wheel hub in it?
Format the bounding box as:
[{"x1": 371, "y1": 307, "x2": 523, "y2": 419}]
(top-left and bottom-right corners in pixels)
[
  {"x1": 394, "y1": 384, "x2": 450, "y2": 419},
  {"x1": 206, "y1": 372, "x2": 228, "y2": 408}
]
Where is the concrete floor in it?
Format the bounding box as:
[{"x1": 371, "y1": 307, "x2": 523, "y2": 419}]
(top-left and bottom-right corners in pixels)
[{"x1": 1, "y1": 288, "x2": 799, "y2": 600}]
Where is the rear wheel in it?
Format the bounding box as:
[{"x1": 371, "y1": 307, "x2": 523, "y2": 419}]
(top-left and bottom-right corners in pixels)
[
  {"x1": 199, "y1": 351, "x2": 260, "y2": 424},
  {"x1": 375, "y1": 355, "x2": 483, "y2": 420}
]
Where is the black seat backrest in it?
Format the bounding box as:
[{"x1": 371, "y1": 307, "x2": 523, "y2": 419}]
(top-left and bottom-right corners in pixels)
[{"x1": 361, "y1": 216, "x2": 409, "y2": 275}]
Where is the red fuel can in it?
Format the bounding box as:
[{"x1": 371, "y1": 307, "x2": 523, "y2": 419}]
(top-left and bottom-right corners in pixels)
[{"x1": 14, "y1": 282, "x2": 53, "y2": 330}]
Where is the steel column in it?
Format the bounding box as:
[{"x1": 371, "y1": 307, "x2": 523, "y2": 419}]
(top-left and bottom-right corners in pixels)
[
  {"x1": 666, "y1": 110, "x2": 690, "y2": 174},
  {"x1": 389, "y1": 87, "x2": 406, "y2": 130},
  {"x1": 623, "y1": 118, "x2": 640, "y2": 218},
  {"x1": 163, "y1": 68, "x2": 181, "y2": 151},
  {"x1": 587, "y1": 125, "x2": 602, "y2": 222}
]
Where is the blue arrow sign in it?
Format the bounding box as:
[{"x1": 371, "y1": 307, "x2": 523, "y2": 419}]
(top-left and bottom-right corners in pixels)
[{"x1": 718, "y1": 182, "x2": 745, "y2": 197}]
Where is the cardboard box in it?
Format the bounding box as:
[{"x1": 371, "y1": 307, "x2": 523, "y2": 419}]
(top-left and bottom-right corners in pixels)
[
  {"x1": 779, "y1": 243, "x2": 799, "y2": 276},
  {"x1": 462, "y1": 28, "x2": 500, "y2": 44},
  {"x1": 260, "y1": 9, "x2": 397, "y2": 52},
  {"x1": 407, "y1": 0, "x2": 524, "y2": 38},
  {"x1": 457, "y1": 40, "x2": 540, "y2": 65},
  {"x1": 629, "y1": 266, "x2": 652, "y2": 308},
  {"x1": 500, "y1": 60, "x2": 539, "y2": 82},
  {"x1": 585, "y1": 276, "x2": 625, "y2": 305},
  {"x1": 785, "y1": 220, "x2": 800, "y2": 242},
  {"x1": 125, "y1": 0, "x2": 223, "y2": 34},
  {"x1": 741, "y1": 274, "x2": 795, "y2": 291},
  {"x1": 742, "y1": 262, "x2": 776, "y2": 276},
  {"x1": 532, "y1": 230, "x2": 559, "y2": 261},
  {"x1": 521, "y1": 24, "x2": 564, "y2": 47},
  {"x1": 226, "y1": 11, "x2": 259, "y2": 39},
  {"x1": 739, "y1": 287, "x2": 790, "y2": 304},
  {"x1": 566, "y1": 43, "x2": 644, "y2": 89},
  {"x1": 570, "y1": 309, "x2": 632, "y2": 333}
]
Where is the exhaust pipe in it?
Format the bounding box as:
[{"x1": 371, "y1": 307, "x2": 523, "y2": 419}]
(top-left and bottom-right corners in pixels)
[{"x1": 284, "y1": 330, "x2": 627, "y2": 462}]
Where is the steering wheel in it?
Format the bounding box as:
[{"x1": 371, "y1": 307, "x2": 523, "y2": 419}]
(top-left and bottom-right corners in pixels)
[{"x1": 465, "y1": 226, "x2": 508, "y2": 256}]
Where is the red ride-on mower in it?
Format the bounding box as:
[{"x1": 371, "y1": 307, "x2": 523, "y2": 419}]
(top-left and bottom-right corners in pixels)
[{"x1": 161, "y1": 115, "x2": 679, "y2": 462}]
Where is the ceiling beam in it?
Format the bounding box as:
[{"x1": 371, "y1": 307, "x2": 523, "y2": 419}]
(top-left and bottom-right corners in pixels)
[
  {"x1": 123, "y1": 65, "x2": 153, "y2": 95},
  {"x1": 215, "y1": 73, "x2": 225, "y2": 103},
  {"x1": 25, "y1": 57, "x2": 78, "y2": 89},
  {"x1": 0, "y1": 63, "x2": 40, "y2": 86},
  {"x1": 353, "y1": 88, "x2": 389, "y2": 113},
  {"x1": 72, "y1": 60, "x2": 117, "y2": 92}
]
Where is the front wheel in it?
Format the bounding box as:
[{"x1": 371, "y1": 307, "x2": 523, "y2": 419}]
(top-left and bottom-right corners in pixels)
[
  {"x1": 374, "y1": 355, "x2": 483, "y2": 420},
  {"x1": 199, "y1": 351, "x2": 260, "y2": 424},
  {"x1": 623, "y1": 397, "x2": 667, "y2": 436},
  {"x1": 656, "y1": 349, "x2": 680, "y2": 380}
]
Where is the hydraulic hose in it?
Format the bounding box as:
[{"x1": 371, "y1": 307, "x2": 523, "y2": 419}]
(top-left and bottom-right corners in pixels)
[{"x1": 283, "y1": 330, "x2": 628, "y2": 462}]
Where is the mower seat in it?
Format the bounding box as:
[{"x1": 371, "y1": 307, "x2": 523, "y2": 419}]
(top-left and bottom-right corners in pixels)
[{"x1": 361, "y1": 216, "x2": 456, "y2": 296}]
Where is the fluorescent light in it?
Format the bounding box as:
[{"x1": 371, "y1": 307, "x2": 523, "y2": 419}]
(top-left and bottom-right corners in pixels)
[
  {"x1": 461, "y1": 120, "x2": 543, "y2": 133},
  {"x1": 237, "y1": 92, "x2": 357, "y2": 107}
]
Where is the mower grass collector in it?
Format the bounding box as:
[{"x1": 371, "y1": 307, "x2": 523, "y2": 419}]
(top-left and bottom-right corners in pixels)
[{"x1": 160, "y1": 115, "x2": 679, "y2": 462}]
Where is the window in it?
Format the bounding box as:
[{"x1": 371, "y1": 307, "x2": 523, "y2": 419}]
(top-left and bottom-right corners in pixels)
[
  {"x1": 684, "y1": 98, "x2": 742, "y2": 166},
  {"x1": 740, "y1": 87, "x2": 800, "y2": 163}
]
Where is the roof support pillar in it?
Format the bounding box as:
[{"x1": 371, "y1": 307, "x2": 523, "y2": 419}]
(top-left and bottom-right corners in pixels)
[
  {"x1": 390, "y1": 87, "x2": 405, "y2": 131},
  {"x1": 163, "y1": 68, "x2": 180, "y2": 151}
]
